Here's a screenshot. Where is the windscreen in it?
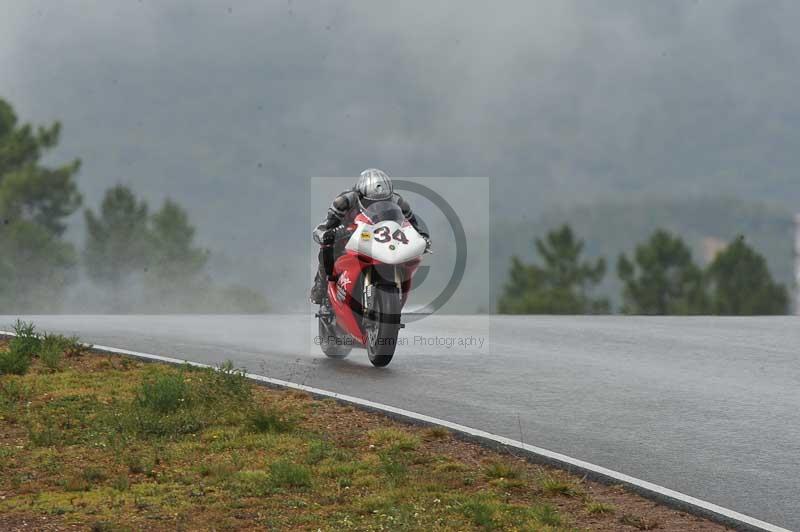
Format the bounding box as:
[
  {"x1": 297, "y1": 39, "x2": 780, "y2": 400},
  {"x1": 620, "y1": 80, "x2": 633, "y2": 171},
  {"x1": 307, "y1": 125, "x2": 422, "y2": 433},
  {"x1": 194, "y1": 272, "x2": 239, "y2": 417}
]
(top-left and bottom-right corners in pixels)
[{"x1": 361, "y1": 200, "x2": 405, "y2": 224}]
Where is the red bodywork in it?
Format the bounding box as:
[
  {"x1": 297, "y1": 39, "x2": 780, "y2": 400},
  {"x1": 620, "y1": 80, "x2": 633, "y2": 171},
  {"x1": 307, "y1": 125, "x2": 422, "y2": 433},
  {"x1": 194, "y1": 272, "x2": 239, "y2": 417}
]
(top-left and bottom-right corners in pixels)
[{"x1": 326, "y1": 214, "x2": 421, "y2": 345}]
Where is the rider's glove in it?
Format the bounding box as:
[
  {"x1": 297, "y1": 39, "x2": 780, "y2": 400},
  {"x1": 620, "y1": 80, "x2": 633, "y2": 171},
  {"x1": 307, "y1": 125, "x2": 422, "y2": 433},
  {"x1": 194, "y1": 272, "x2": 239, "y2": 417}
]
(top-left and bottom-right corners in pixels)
[{"x1": 321, "y1": 228, "x2": 337, "y2": 245}]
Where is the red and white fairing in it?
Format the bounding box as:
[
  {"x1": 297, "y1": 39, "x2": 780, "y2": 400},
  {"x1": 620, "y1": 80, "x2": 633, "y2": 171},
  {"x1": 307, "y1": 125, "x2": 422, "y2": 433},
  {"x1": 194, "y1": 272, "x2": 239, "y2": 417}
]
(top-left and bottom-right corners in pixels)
[{"x1": 326, "y1": 210, "x2": 423, "y2": 345}]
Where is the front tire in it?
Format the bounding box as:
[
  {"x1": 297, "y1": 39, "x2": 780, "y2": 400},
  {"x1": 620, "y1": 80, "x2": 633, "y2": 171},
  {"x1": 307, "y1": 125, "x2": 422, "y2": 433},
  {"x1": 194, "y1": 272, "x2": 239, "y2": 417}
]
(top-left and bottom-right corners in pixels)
[{"x1": 366, "y1": 284, "x2": 401, "y2": 367}]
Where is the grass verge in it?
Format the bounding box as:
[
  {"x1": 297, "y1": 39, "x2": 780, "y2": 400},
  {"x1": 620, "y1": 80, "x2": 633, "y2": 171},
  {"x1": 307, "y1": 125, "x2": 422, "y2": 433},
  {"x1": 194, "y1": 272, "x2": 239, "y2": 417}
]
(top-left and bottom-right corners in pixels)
[{"x1": 0, "y1": 330, "x2": 728, "y2": 531}]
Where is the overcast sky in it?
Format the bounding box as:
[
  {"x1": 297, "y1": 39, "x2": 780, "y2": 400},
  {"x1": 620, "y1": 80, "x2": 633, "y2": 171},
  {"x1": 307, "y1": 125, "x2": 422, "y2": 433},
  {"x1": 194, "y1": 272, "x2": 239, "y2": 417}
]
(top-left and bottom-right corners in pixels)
[
  {"x1": 2, "y1": 0, "x2": 799, "y2": 306},
  {"x1": 3, "y1": 1, "x2": 799, "y2": 197}
]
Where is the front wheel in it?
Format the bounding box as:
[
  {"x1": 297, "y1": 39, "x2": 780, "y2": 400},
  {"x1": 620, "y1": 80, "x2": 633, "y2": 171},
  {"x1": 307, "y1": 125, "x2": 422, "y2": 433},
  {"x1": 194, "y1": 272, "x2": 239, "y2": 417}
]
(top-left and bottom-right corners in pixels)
[{"x1": 366, "y1": 284, "x2": 402, "y2": 367}]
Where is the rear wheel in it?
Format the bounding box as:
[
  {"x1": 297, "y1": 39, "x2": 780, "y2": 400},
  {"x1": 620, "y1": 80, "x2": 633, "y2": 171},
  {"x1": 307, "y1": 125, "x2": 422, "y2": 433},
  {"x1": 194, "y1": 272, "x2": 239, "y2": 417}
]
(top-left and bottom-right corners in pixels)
[
  {"x1": 318, "y1": 317, "x2": 352, "y2": 358},
  {"x1": 366, "y1": 284, "x2": 401, "y2": 367}
]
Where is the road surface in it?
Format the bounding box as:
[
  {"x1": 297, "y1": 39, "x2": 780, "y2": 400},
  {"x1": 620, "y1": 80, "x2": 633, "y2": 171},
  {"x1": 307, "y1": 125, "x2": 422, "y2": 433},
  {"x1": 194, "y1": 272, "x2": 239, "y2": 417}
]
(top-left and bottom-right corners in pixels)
[{"x1": 3, "y1": 314, "x2": 798, "y2": 530}]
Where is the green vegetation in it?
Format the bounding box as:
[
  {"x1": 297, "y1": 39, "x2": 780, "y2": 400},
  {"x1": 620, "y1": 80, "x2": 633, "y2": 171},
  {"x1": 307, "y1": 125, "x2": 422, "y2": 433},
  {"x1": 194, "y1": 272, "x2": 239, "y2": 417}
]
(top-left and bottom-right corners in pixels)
[
  {"x1": 369, "y1": 427, "x2": 420, "y2": 452},
  {"x1": 459, "y1": 494, "x2": 499, "y2": 528},
  {"x1": 617, "y1": 229, "x2": 708, "y2": 315},
  {"x1": 144, "y1": 198, "x2": 211, "y2": 310},
  {"x1": 530, "y1": 502, "x2": 563, "y2": 526},
  {"x1": 84, "y1": 185, "x2": 268, "y2": 313},
  {"x1": 539, "y1": 473, "x2": 581, "y2": 497},
  {"x1": 0, "y1": 321, "x2": 38, "y2": 375},
  {"x1": 247, "y1": 405, "x2": 295, "y2": 434},
  {"x1": 484, "y1": 461, "x2": 521, "y2": 480},
  {"x1": 0, "y1": 321, "x2": 83, "y2": 376},
  {"x1": 424, "y1": 426, "x2": 450, "y2": 439},
  {"x1": 493, "y1": 196, "x2": 795, "y2": 313},
  {"x1": 0, "y1": 96, "x2": 267, "y2": 314},
  {"x1": 0, "y1": 342, "x2": 31, "y2": 376},
  {"x1": 706, "y1": 237, "x2": 789, "y2": 315},
  {"x1": 38, "y1": 333, "x2": 71, "y2": 372},
  {"x1": 269, "y1": 460, "x2": 312, "y2": 489},
  {"x1": 2, "y1": 92, "x2": 793, "y2": 316},
  {"x1": 500, "y1": 223, "x2": 789, "y2": 315},
  {"x1": 135, "y1": 371, "x2": 190, "y2": 413},
  {"x1": 498, "y1": 225, "x2": 609, "y2": 314},
  {"x1": 84, "y1": 185, "x2": 152, "y2": 309},
  {"x1": 0, "y1": 330, "x2": 709, "y2": 531},
  {"x1": 586, "y1": 500, "x2": 616, "y2": 514},
  {"x1": 0, "y1": 99, "x2": 81, "y2": 313}
]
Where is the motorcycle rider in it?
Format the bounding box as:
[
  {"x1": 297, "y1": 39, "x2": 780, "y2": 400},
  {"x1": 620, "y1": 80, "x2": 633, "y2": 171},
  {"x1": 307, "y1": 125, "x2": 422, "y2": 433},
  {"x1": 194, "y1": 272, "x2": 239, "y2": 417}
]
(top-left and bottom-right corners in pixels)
[{"x1": 310, "y1": 168, "x2": 430, "y2": 304}]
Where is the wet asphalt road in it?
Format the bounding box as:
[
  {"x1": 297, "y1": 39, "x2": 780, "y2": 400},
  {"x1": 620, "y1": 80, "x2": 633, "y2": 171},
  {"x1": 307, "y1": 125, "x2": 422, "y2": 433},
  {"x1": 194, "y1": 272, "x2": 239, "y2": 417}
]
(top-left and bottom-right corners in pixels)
[{"x1": 3, "y1": 314, "x2": 798, "y2": 530}]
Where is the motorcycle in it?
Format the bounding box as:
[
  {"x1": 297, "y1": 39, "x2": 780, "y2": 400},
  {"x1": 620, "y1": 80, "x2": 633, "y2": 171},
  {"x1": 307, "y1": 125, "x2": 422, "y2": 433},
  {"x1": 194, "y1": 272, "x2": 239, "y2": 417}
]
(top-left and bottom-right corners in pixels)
[{"x1": 316, "y1": 200, "x2": 427, "y2": 367}]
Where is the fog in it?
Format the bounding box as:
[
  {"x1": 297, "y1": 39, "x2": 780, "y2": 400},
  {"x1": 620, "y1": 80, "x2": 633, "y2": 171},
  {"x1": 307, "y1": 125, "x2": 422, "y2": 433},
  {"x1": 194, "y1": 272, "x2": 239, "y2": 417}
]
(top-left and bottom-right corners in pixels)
[{"x1": 2, "y1": 0, "x2": 799, "y2": 311}]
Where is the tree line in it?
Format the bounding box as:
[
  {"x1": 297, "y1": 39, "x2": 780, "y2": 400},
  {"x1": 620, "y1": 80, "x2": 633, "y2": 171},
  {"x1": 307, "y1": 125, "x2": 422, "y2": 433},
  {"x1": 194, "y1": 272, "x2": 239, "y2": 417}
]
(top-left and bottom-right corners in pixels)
[
  {"x1": 1, "y1": 96, "x2": 790, "y2": 315},
  {"x1": 0, "y1": 97, "x2": 267, "y2": 313},
  {"x1": 498, "y1": 225, "x2": 790, "y2": 315}
]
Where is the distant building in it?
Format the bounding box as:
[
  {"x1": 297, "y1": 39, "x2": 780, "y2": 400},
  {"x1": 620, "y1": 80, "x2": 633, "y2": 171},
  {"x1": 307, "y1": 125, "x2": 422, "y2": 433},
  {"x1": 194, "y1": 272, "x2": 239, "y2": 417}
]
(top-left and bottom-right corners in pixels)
[{"x1": 701, "y1": 236, "x2": 727, "y2": 265}]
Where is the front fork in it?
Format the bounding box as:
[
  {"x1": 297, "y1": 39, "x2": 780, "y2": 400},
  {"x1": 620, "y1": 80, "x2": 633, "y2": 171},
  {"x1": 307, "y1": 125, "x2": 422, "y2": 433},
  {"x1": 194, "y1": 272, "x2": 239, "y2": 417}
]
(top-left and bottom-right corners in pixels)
[{"x1": 362, "y1": 266, "x2": 404, "y2": 327}]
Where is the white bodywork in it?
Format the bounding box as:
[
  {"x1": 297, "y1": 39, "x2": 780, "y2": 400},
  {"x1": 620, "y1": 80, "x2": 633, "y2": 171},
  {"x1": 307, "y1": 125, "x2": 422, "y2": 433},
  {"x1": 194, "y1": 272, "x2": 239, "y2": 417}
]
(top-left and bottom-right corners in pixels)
[{"x1": 345, "y1": 220, "x2": 426, "y2": 265}]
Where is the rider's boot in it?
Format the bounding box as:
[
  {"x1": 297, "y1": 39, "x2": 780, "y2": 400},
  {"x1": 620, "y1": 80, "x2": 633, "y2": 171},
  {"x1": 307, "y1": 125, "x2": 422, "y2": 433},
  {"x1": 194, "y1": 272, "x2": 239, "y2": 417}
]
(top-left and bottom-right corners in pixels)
[{"x1": 309, "y1": 271, "x2": 327, "y2": 305}]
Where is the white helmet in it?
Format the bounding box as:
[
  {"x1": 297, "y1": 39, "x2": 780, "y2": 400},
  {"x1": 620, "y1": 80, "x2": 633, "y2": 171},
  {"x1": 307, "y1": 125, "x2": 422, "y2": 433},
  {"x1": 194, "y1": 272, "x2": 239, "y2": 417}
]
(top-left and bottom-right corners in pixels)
[{"x1": 355, "y1": 168, "x2": 393, "y2": 201}]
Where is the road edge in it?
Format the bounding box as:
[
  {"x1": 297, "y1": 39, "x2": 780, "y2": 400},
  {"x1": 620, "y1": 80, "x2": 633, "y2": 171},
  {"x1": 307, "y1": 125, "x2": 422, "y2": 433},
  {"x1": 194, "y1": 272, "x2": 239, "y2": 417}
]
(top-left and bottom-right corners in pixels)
[{"x1": 0, "y1": 331, "x2": 790, "y2": 532}]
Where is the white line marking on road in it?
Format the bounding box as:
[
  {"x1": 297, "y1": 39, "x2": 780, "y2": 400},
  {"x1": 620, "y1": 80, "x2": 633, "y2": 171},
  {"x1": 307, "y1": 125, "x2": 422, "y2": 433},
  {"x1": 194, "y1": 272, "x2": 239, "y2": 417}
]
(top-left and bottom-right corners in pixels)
[{"x1": 0, "y1": 331, "x2": 790, "y2": 532}]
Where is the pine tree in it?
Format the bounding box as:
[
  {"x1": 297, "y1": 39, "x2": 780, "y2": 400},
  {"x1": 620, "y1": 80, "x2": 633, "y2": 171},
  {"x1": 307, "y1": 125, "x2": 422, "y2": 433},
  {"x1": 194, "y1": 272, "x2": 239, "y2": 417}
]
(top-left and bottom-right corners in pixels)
[
  {"x1": 498, "y1": 225, "x2": 608, "y2": 314},
  {"x1": 84, "y1": 185, "x2": 150, "y2": 309},
  {"x1": 706, "y1": 236, "x2": 788, "y2": 315},
  {"x1": 0, "y1": 98, "x2": 82, "y2": 311},
  {"x1": 617, "y1": 229, "x2": 707, "y2": 315}
]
